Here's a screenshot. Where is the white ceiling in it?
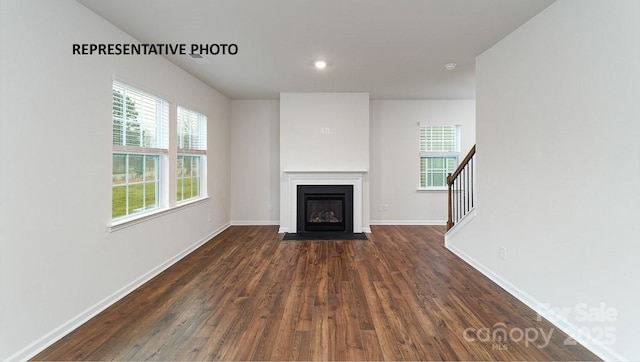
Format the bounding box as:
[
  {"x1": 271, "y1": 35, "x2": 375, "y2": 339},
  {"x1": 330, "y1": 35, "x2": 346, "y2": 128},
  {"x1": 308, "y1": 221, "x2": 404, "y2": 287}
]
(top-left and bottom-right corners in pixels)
[{"x1": 77, "y1": 0, "x2": 555, "y2": 100}]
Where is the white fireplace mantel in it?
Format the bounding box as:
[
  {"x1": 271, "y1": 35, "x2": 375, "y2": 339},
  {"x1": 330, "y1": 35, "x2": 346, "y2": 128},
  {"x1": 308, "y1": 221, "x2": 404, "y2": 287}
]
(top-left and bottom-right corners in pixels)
[{"x1": 279, "y1": 171, "x2": 366, "y2": 234}]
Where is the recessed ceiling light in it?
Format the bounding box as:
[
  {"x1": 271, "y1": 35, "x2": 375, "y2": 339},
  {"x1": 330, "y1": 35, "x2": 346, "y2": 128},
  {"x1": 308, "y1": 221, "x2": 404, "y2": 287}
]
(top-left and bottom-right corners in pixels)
[
  {"x1": 444, "y1": 62, "x2": 456, "y2": 71},
  {"x1": 314, "y1": 60, "x2": 327, "y2": 69}
]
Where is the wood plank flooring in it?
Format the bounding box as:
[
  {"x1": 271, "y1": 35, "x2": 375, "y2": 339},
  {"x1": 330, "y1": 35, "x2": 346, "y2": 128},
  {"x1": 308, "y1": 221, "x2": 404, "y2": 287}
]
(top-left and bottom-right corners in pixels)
[{"x1": 33, "y1": 226, "x2": 600, "y2": 361}]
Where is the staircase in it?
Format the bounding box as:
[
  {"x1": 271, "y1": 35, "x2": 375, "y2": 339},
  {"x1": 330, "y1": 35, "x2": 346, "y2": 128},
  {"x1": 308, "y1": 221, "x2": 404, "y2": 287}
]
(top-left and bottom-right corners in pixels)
[{"x1": 447, "y1": 145, "x2": 476, "y2": 230}]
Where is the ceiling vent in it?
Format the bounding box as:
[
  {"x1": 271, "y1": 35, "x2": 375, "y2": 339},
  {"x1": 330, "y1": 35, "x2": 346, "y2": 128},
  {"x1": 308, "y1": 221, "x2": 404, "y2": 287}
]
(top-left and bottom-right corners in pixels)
[{"x1": 189, "y1": 53, "x2": 210, "y2": 64}]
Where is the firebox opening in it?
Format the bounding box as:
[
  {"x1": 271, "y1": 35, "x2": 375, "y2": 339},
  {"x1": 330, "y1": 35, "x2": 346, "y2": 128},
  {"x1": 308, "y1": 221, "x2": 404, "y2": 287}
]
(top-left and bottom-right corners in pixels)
[
  {"x1": 305, "y1": 195, "x2": 345, "y2": 232},
  {"x1": 297, "y1": 185, "x2": 353, "y2": 233}
]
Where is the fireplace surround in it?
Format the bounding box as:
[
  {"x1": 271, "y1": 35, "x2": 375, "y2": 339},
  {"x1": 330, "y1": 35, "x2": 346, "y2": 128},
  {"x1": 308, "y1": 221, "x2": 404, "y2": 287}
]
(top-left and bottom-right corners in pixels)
[{"x1": 280, "y1": 171, "x2": 366, "y2": 234}]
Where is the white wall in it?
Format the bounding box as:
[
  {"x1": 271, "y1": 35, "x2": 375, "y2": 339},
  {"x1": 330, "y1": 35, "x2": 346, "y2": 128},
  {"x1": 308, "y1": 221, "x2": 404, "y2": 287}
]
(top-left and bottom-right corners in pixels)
[
  {"x1": 230, "y1": 100, "x2": 280, "y2": 224},
  {"x1": 279, "y1": 93, "x2": 370, "y2": 172},
  {"x1": 279, "y1": 92, "x2": 370, "y2": 232},
  {"x1": 0, "y1": 0, "x2": 230, "y2": 359},
  {"x1": 370, "y1": 100, "x2": 475, "y2": 224},
  {"x1": 232, "y1": 98, "x2": 477, "y2": 228},
  {"x1": 447, "y1": 0, "x2": 640, "y2": 360}
]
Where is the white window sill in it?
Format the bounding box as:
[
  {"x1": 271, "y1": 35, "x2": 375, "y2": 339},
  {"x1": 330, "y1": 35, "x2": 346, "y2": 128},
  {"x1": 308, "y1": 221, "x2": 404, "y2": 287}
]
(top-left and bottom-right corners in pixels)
[
  {"x1": 417, "y1": 187, "x2": 448, "y2": 192},
  {"x1": 108, "y1": 196, "x2": 210, "y2": 232}
]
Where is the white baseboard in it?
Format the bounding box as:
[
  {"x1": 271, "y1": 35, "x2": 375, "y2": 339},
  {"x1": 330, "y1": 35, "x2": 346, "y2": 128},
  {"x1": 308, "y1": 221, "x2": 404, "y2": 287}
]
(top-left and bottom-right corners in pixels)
[
  {"x1": 369, "y1": 219, "x2": 447, "y2": 226},
  {"x1": 444, "y1": 241, "x2": 625, "y2": 361},
  {"x1": 230, "y1": 220, "x2": 280, "y2": 226},
  {"x1": 443, "y1": 208, "x2": 476, "y2": 242},
  {"x1": 10, "y1": 222, "x2": 231, "y2": 362}
]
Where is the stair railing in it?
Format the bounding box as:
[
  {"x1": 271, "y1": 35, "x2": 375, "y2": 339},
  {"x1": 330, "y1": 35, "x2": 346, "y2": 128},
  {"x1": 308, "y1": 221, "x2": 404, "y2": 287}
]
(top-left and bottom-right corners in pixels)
[{"x1": 447, "y1": 145, "x2": 476, "y2": 231}]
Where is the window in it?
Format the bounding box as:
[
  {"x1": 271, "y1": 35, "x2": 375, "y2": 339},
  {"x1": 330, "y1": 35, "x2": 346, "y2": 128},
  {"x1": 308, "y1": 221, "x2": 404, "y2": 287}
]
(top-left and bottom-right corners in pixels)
[
  {"x1": 112, "y1": 81, "x2": 168, "y2": 219},
  {"x1": 177, "y1": 106, "x2": 207, "y2": 202},
  {"x1": 419, "y1": 124, "x2": 459, "y2": 188}
]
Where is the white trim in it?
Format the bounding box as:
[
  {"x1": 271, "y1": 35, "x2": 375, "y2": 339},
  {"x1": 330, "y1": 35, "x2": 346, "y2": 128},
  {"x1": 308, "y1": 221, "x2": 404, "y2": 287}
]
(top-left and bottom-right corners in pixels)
[
  {"x1": 9, "y1": 222, "x2": 231, "y2": 362},
  {"x1": 230, "y1": 220, "x2": 280, "y2": 226},
  {"x1": 112, "y1": 145, "x2": 169, "y2": 154},
  {"x1": 444, "y1": 207, "x2": 477, "y2": 241},
  {"x1": 370, "y1": 220, "x2": 447, "y2": 226},
  {"x1": 177, "y1": 149, "x2": 207, "y2": 155},
  {"x1": 278, "y1": 226, "x2": 289, "y2": 234},
  {"x1": 417, "y1": 187, "x2": 448, "y2": 192},
  {"x1": 445, "y1": 238, "x2": 624, "y2": 362},
  {"x1": 109, "y1": 196, "x2": 210, "y2": 232},
  {"x1": 418, "y1": 152, "x2": 459, "y2": 157},
  {"x1": 112, "y1": 75, "x2": 174, "y2": 105},
  {"x1": 418, "y1": 122, "x2": 462, "y2": 127},
  {"x1": 282, "y1": 171, "x2": 366, "y2": 233}
]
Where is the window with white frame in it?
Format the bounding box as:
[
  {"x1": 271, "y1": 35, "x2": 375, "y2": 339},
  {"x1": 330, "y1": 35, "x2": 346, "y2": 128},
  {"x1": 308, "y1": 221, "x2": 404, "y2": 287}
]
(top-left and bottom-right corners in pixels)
[
  {"x1": 112, "y1": 81, "x2": 168, "y2": 219},
  {"x1": 177, "y1": 106, "x2": 207, "y2": 202},
  {"x1": 419, "y1": 124, "x2": 459, "y2": 188}
]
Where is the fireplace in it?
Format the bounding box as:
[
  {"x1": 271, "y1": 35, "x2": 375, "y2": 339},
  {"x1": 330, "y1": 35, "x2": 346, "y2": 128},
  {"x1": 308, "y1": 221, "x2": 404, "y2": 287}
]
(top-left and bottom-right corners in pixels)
[
  {"x1": 280, "y1": 171, "x2": 366, "y2": 234},
  {"x1": 297, "y1": 185, "x2": 353, "y2": 233}
]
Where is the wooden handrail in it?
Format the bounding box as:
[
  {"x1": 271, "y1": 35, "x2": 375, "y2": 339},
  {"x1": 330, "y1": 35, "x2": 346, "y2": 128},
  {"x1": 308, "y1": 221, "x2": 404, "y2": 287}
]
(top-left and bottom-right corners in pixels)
[
  {"x1": 447, "y1": 145, "x2": 476, "y2": 230},
  {"x1": 447, "y1": 145, "x2": 476, "y2": 185}
]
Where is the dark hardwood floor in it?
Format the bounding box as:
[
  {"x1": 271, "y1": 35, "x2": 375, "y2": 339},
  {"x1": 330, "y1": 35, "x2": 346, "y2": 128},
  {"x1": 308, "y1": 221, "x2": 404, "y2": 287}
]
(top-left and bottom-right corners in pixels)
[{"x1": 34, "y1": 225, "x2": 599, "y2": 361}]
